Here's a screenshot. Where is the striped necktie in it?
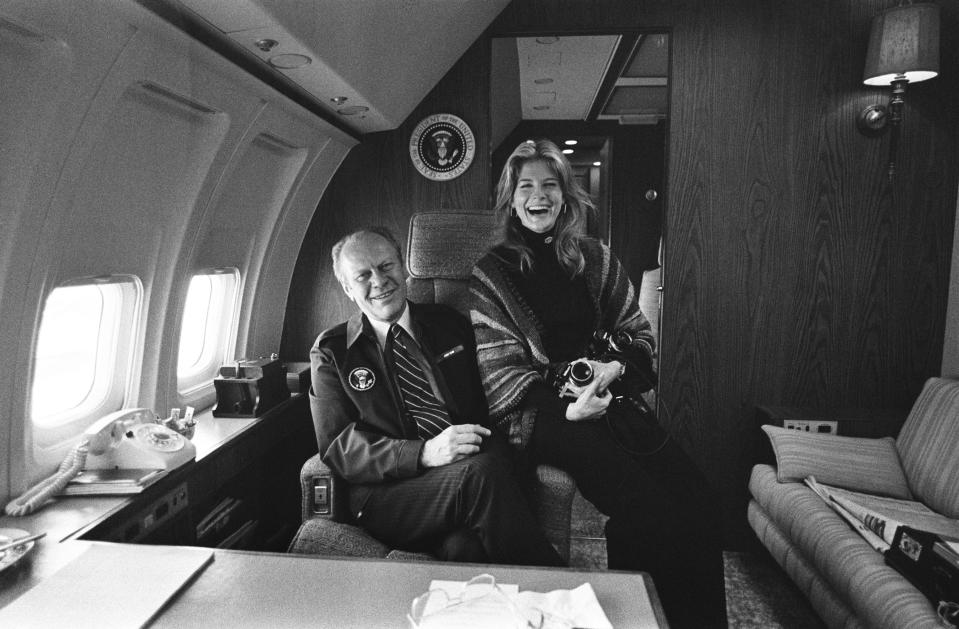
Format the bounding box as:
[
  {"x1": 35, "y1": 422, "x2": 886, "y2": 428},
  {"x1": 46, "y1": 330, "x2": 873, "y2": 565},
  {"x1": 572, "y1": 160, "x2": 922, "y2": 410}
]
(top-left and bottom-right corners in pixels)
[{"x1": 388, "y1": 324, "x2": 452, "y2": 439}]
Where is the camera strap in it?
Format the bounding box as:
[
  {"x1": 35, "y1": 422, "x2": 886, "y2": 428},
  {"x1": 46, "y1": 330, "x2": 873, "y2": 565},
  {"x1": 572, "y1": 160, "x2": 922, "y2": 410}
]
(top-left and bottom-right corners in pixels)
[{"x1": 603, "y1": 395, "x2": 670, "y2": 458}]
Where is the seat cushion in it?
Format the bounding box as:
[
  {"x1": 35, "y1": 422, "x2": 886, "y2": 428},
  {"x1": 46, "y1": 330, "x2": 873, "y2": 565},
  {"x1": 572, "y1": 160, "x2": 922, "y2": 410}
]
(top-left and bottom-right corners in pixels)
[
  {"x1": 385, "y1": 550, "x2": 436, "y2": 562},
  {"x1": 406, "y1": 211, "x2": 499, "y2": 280},
  {"x1": 749, "y1": 464, "x2": 942, "y2": 629},
  {"x1": 288, "y1": 518, "x2": 390, "y2": 558},
  {"x1": 531, "y1": 464, "x2": 578, "y2": 563},
  {"x1": 405, "y1": 211, "x2": 501, "y2": 317}
]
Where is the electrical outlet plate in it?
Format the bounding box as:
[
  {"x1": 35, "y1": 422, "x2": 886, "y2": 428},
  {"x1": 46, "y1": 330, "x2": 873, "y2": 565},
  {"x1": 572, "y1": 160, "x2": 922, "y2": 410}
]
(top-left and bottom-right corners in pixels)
[
  {"x1": 113, "y1": 482, "x2": 189, "y2": 543},
  {"x1": 783, "y1": 419, "x2": 838, "y2": 434}
]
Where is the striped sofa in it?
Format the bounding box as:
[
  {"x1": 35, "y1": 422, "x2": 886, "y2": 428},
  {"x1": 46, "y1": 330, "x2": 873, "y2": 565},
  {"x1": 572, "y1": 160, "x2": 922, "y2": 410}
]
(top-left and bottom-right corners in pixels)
[{"x1": 748, "y1": 377, "x2": 959, "y2": 629}]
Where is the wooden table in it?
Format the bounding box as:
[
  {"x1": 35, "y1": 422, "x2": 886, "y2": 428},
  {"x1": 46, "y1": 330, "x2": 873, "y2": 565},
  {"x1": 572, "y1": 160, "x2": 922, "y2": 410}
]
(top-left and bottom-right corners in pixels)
[
  {"x1": 1, "y1": 540, "x2": 667, "y2": 628},
  {"x1": 157, "y1": 549, "x2": 668, "y2": 628}
]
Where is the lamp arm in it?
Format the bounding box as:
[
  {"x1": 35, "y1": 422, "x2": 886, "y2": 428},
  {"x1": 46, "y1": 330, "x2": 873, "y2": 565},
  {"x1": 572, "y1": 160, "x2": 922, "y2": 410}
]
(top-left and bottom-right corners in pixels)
[{"x1": 885, "y1": 77, "x2": 907, "y2": 181}]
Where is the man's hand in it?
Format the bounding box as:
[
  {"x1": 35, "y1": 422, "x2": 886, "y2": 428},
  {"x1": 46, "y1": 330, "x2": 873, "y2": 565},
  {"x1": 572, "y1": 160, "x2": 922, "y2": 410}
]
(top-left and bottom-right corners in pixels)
[
  {"x1": 420, "y1": 424, "x2": 491, "y2": 468},
  {"x1": 565, "y1": 378, "x2": 612, "y2": 422}
]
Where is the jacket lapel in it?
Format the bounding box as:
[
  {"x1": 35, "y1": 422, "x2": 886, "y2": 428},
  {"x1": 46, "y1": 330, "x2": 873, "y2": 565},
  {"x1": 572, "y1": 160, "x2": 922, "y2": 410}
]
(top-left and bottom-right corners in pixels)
[
  {"x1": 409, "y1": 304, "x2": 463, "y2": 421},
  {"x1": 343, "y1": 312, "x2": 409, "y2": 432}
]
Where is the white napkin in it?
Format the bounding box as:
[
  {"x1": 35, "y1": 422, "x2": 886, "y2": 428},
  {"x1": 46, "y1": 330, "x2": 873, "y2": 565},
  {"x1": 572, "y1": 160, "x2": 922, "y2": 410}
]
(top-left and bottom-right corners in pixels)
[
  {"x1": 515, "y1": 583, "x2": 613, "y2": 629},
  {"x1": 413, "y1": 579, "x2": 612, "y2": 629}
]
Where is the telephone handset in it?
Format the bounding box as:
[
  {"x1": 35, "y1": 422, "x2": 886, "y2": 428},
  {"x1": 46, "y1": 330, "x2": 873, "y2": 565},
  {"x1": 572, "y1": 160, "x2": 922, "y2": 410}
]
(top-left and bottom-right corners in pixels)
[
  {"x1": 4, "y1": 408, "x2": 197, "y2": 516},
  {"x1": 84, "y1": 408, "x2": 196, "y2": 470}
]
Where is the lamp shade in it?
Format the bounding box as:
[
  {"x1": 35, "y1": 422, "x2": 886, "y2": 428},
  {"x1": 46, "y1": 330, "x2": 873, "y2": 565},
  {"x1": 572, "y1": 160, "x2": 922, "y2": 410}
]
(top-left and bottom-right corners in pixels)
[{"x1": 863, "y1": 3, "x2": 940, "y2": 86}]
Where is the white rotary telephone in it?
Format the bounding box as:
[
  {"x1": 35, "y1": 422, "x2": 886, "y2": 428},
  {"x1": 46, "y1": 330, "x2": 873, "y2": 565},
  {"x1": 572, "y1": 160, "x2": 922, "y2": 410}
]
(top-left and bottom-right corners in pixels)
[
  {"x1": 4, "y1": 408, "x2": 196, "y2": 516},
  {"x1": 83, "y1": 408, "x2": 195, "y2": 470}
]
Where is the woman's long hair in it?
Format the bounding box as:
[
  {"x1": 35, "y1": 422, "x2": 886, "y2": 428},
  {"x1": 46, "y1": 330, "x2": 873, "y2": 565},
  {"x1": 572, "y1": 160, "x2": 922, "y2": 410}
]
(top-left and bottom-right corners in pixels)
[{"x1": 493, "y1": 139, "x2": 594, "y2": 277}]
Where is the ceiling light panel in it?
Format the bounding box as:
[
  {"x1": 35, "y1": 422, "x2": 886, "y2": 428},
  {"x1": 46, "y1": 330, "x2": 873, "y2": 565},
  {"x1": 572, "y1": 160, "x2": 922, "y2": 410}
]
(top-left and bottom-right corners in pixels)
[{"x1": 517, "y1": 35, "x2": 619, "y2": 120}]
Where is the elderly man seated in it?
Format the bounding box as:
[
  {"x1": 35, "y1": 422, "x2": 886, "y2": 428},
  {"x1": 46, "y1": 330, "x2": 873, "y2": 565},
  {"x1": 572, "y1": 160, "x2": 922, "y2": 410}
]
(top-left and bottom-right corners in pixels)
[{"x1": 307, "y1": 226, "x2": 563, "y2": 566}]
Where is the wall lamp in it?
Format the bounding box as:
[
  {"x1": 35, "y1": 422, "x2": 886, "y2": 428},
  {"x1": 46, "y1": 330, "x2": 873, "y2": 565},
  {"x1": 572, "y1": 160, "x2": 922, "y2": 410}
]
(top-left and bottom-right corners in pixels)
[{"x1": 857, "y1": 2, "x2": 940, "y2": 181}]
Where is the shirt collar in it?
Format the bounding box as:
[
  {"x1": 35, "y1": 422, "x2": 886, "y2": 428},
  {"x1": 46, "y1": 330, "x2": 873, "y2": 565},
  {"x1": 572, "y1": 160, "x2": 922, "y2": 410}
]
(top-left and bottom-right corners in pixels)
[{"x1": 367, "y1": 302, "x2": 414, "y2": 350}]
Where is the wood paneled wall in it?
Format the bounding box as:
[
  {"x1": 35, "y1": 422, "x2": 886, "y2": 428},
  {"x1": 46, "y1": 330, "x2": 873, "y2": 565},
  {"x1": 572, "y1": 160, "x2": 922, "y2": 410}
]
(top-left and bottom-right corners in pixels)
[
  {"x1": 281, "y1": 36, "x2": 492, "y2": 352},
  {"x1": 282, "y1": 0, "x2": 959, "y2": 547}
]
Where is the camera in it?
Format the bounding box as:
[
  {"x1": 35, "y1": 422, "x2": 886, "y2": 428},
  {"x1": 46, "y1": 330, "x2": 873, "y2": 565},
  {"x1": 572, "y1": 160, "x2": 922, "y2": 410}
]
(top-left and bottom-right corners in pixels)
[
  {"x1": 556, "y1": 359, "x2": 595, "y2": 400},
  {"x1": 589, "y1": 329, "x2": 634, "y2": 356},
  {"x1": 555, "y1": 329, "x2": 636, "y2": 400}
]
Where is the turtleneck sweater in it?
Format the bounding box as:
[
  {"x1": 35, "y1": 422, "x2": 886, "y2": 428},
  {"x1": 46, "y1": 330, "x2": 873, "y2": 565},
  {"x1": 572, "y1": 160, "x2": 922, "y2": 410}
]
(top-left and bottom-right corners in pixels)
[
  {"x1": 510, "y1": 224, "x2": 592, "y2": 361},
  {"x1": 504, "y1": 224, "x2": 592, "y2": 424}
]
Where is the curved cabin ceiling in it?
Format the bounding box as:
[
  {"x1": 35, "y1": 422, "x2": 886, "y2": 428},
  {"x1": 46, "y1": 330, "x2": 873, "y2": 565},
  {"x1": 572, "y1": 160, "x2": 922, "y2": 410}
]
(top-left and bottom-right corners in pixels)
[{"x1": 173, "y1": 0, "x2": 511, "y2": 134}]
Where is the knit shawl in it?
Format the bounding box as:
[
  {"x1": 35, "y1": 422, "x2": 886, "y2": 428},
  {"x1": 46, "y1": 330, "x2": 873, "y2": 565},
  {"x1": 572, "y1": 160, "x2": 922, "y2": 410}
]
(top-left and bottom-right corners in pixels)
[{"x1": 469, "y1": 238, "x2": 654, "y2": 448}]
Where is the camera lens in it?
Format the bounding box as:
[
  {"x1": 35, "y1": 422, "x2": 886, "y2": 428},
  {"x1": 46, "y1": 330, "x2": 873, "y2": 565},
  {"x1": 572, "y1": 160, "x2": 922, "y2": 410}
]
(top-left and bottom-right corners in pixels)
[{"x1": 569, "y1": 360, "x2": 593, "y2": 385}]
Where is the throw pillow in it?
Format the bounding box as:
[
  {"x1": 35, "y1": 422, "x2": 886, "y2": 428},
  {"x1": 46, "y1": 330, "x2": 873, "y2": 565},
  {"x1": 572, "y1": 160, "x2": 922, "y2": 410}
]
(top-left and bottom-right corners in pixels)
[{"x1": 762, "y1": 424, "x2": 913, "y2": 499}]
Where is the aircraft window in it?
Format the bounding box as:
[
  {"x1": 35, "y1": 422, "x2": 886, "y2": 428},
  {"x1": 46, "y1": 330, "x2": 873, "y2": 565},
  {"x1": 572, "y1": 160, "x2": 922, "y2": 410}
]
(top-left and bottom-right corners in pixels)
[
  {"x1": 31, "y1": 278, "x2": 141, "y2": 442},
  {"x1": 177, "y1": 269, "x2": 240, "y2": 394}
]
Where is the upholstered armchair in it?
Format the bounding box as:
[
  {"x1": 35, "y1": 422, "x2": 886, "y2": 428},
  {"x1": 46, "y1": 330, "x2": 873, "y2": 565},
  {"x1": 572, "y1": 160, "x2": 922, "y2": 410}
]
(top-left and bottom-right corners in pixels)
[{"x1": 288, "y1": 211, "x2": 579, "y2": 562}]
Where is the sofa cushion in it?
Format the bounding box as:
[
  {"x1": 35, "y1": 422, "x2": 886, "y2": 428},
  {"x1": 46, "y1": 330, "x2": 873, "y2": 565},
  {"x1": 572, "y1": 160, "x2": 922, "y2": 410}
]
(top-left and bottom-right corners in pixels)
[
  {"x1": 749, "y1": 465, "x2": 943, "y2": 629},
  {"x1": 747, "y1": 500, "x2": 863, "y2": 629},
  {"x1": 762, "y1": 425, "x2": 912, "y2": 499},
  {"x1": 895, "y1": 377, "x2": 959, "y2": 518}
]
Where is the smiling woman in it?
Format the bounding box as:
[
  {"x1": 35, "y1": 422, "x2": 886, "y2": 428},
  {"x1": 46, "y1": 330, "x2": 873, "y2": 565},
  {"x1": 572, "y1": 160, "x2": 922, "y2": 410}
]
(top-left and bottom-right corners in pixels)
[
  {"x1": 490, "y1": 30, "x2": 669, "y2": 345},
  {"x1": 469, "y1": 141, "x2": 726, "y2": 628},
  {"x1": 512, "y1": 160, "x2": 565, "y2": 233}
]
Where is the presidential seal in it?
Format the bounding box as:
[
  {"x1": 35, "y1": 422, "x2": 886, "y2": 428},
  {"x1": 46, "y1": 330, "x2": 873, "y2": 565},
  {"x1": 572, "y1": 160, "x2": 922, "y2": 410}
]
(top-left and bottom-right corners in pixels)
[
  {"x1": 348, "y1": 367, "x2": 375, "y2": 391},
  {"x1": 409, "y1": 114, "x2": 475, "y2": 181}
]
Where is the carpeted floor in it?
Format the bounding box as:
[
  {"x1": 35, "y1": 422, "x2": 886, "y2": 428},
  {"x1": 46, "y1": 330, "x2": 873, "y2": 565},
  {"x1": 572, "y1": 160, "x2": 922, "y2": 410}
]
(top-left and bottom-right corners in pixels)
[
  {"x1": 723, "y1": 550, "x2": 826, "y2": 629},
  {"x1": 569, "y1": 493, "x2": 826, "y2": 628}
]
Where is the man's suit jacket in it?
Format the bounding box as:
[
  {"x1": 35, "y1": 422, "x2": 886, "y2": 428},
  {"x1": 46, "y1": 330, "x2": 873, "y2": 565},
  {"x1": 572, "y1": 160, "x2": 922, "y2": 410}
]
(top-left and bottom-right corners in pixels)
[{"x1": 309, "y1": 301, "x2": 489, "y2": 487}]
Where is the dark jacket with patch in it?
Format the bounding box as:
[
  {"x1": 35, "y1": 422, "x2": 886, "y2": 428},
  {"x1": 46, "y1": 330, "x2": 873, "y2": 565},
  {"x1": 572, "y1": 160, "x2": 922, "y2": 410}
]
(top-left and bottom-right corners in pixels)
[{"x1": 309, "y1": 302, "x2": 489, "y2": 485}]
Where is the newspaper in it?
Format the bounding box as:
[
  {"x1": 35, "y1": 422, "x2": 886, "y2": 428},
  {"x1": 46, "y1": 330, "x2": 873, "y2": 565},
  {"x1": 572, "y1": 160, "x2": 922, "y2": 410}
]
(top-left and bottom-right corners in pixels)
[
  {"x1": 805, "y1": 477, "x2": 891, "y2": 551},
  {"x1": 805, "y1": 476, "x2": 959, "y2": 553}
]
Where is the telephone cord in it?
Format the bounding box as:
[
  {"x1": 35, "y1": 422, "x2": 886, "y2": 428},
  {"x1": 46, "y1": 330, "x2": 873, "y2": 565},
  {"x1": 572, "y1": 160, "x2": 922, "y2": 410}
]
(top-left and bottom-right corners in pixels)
[{"x1": 4, "y1": 441, "x2": 89, "y2": 516}]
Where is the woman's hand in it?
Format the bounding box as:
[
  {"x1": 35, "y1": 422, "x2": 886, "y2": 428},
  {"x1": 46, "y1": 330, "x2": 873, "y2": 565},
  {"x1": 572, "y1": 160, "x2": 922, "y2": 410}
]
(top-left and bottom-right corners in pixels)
[
  {"x1": 586, "y1": 359, "x2": 624, "y2": 394},
  {"x1": 565, "y1": 378, "x2": 612, "y2": 421}
]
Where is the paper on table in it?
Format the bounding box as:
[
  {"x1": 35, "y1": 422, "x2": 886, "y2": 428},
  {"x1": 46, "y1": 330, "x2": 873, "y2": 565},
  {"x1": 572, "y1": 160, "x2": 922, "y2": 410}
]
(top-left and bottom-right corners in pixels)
[
  {"x1": 516, "y1": 583, "x2": 613, "y2": 629},
  {"x1": 417, "y1": 579, "x2": 522, "y2": 628},
  {"x1": 0, "y1": 543, "x2": 213, "y2": 629},
  {"x1": 418, "y1": 579, "x2": 613, "y2": 629}
]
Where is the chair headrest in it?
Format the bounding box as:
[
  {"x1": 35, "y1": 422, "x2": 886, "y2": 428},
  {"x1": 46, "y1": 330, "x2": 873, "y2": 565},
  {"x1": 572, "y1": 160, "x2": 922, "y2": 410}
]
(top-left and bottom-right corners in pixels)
[{"x1": 407, "y1": 211, "x2": 501, "y2": 280}]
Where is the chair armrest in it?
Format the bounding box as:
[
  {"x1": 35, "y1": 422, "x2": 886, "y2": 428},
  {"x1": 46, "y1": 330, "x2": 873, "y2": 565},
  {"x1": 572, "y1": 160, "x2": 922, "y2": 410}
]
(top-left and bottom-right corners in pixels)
[
  {"x1": 300, "y1": 453, "x2": 352, "y2": 523},
  {"x1": 531, "y1": 464, "x2": 577, "y2": 564}
]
